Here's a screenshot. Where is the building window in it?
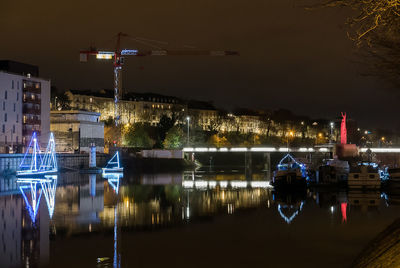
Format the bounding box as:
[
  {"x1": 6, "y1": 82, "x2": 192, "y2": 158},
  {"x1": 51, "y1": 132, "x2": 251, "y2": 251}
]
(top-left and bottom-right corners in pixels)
[
  {"x1": 4, "y1": 91, "x2": 7, "y2": 100},
  {"x1": 17, "y1": 92, "x2": 19, "y2": 101},
  {"x1": 16, "y1": 114, "x2": 19, "y2": 123},
  {"x1": 11, "y1": 80, "x2": 14, "y2": 89},
  {"x1": 13, "y1": 103, "x2": 15, "y2": 112},
  {"x1": 12, "y1": 125, "x2": 15, "y2": 134},
  {"x1": 17, "y1": 81, "x2": 19, "y2": 89},
  {"x1": 4, "y1": 114, "x2": 6, "y2": 122},
  {"x1": 2, "y1": 125, "x2": 4, "y2": 133}
]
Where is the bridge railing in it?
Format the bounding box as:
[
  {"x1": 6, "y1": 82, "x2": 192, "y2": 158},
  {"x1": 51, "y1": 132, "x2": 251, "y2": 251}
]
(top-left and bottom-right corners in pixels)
[{"x1": 183, "y1": 147, "x2": 400, "y2": 153}]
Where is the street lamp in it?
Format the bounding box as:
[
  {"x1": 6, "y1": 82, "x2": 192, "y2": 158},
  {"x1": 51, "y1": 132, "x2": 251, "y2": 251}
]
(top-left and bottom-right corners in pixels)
[
  {"x1": 186, "y1": 116, "x2": 190, "y2": 146},
  {"x1": 287, "y1": 131, "x2": 294, "y2": 150}
]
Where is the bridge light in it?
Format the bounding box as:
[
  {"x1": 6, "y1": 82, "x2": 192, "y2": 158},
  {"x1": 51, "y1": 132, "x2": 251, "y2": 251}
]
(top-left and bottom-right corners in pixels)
[
  {"x1": 230, "y1": 148, "x2": 248, "y2": 152},
  {"x1": 219, "y1": 181, "x2": 228, "y2": 188},
  {"x1": 250, "y1": 147, "x2": 276, "y2": 152}
]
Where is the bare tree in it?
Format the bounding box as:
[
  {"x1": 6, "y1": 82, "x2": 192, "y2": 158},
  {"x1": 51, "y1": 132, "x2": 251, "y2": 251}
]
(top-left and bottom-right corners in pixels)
[{"x1": 308, "y1": 0, "x2": 400, "y2": 85}]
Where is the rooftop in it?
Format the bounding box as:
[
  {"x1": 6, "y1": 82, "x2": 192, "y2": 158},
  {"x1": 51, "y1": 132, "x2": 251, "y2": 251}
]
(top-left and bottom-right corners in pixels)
[
  {"x1": 68, "y1": 89, "x2": 183, "y2": 104},
  {"x1": 0, "y1": 60, "x2": 39, "y2": 77}
]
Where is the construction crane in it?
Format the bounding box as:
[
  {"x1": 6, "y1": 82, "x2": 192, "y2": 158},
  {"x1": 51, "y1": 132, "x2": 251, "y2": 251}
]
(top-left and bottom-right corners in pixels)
[{"x1": 80, "y1": 32, "x2": 239, "y2": 125}]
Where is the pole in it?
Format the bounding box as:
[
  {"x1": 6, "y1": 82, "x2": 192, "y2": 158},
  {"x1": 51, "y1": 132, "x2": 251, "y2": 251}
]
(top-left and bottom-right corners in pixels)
[{"x1": 186, "y1": 117, "x2": 190, "y2": 146}]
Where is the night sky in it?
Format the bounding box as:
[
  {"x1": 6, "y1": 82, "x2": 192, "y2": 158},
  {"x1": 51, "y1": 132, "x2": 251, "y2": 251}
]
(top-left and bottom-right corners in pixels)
[{"x1": 1, "y1": 0, "x2": 399, "y2": 128}]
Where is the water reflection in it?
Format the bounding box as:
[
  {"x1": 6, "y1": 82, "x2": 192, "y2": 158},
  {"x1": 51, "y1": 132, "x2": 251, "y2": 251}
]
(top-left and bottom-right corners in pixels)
[
  {"x1": 102, "y1": 173, "x2": 123, "y2": 194},
  {"x1": 3, "y1": 171, "x2": 400, "y2": 267},
  {"x1": 0, "y1": 175, "x2": 56, "y2": 267},
  {"x1": 17, "y1": 175, "x2": 57, "y2": 223},
  {"x1": 274, "y1": 191, "x2": 306, "y2": 224},
  {"x1": 102, "y1": 172, "x2": 122, "y2": 268}
]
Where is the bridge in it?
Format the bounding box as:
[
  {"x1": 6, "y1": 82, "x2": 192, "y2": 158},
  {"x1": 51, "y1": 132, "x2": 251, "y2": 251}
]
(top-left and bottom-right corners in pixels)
[{"x1": 183, "y1": 147, "x2": 400, "y2": 153}]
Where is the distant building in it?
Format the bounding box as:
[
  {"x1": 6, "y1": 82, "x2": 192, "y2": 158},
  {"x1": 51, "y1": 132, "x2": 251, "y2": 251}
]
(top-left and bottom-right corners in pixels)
[
  {"x1": 50, "y1": 110, "x2": 104, "y2": 153},
  {"x1": 65, "y1": 90, "x2": 186, "y2": 126},
  {"x1": 187, "y1": 100, "x2": 219, "y2": 131},
  {"x1": 0, "y1": 61, "x2": 50, "y2": 153}
]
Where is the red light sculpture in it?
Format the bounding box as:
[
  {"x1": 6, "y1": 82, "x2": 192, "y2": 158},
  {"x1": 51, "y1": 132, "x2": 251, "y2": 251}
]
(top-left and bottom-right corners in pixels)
[{"x1": 341, "y1": 112, "x2": 347, "y2": 144}]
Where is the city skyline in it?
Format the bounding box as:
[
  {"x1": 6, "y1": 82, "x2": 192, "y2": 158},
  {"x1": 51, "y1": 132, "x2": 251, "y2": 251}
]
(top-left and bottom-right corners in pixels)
[{"x1": 1, "y1": 0, "x2": 399, "y2": 129}]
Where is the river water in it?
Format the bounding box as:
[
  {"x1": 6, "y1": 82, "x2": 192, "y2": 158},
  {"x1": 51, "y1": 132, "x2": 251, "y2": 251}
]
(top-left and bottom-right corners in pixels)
[{"x1": 0, "y1": 169, "x2": 399, "y2": 267}]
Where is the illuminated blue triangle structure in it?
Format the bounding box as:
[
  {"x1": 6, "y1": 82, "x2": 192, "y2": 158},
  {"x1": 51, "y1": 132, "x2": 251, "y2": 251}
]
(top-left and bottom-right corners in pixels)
[
  {"x1": 102, "y1": 151, "x2": 123, "y2": 174},
  {"x1": 103, "y1": 172, "x2": 123, "y2": 194},
  {"x1": 277, "y1": 154, "x2": 308, "y2": 178},
  {"x1": 17, "y1": 132, "x2": 42, "y2": 176},
  {"x1": 17, "y1": 178, "x2": 43, "y2": 224},
  {"x1": 39, "y1": 133, "x2": 58, "y2": 174},
  {"x1": 17, "y1": 132, "x2": 58, "y2": 176},
  {"x1": 40, "y1": 175, "x2": 57, "y2": 218}
]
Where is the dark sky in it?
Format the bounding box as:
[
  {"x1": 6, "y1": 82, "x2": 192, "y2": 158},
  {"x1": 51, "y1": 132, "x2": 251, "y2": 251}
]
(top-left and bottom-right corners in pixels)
[{"x1": 1, "y1": 0, "x2": 399, "y2": 129}]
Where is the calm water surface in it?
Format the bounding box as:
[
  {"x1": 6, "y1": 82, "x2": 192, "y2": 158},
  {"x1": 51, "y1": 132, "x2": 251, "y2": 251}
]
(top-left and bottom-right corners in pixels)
[{"x1": 0, "y1": 170, "x2": 400, "y2": 268}]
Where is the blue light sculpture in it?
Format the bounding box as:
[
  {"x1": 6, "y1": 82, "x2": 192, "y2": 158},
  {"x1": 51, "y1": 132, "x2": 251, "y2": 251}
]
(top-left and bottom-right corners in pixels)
[
  {"x1": 17, "y1": 132, "x2": 58, "y2": 176},
  {"x1": 277, "y1": 153, "x2": 308, "y2": 179},
  {"x1": 39, "y1": 133, "x2": 58, "y2": 174},
  {"x1": 102, "y1": 151, "x2": 123, "y2": 174},
  {"x1": 17, "y1": 132, "x2": 42, "y2": 176}
]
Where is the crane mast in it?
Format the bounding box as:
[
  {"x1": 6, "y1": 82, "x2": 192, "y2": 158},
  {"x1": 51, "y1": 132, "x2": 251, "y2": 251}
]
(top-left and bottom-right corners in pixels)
[{"x1": 80, "y1": 32, "x2": 239, "y2": 125}]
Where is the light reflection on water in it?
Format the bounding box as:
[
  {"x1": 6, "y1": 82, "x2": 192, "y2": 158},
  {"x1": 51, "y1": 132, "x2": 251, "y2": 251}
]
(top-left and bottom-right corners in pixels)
[{"x1": 2, "y1": 171, "x2": 400, "y2": 267}]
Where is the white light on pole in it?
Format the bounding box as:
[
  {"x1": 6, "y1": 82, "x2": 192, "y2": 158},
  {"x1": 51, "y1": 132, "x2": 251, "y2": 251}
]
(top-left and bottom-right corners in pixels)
[{"x1": 186, "y1": 116, "x2": 190, "y2": 146}]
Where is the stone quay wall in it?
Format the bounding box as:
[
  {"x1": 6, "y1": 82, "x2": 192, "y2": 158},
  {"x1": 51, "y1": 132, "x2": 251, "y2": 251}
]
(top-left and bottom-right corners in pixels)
[{"x1": 0, "y1": 153, "x2": 108, "y2": 172}]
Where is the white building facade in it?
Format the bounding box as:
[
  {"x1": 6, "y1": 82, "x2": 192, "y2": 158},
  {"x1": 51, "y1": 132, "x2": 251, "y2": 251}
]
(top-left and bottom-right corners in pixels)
[{"x1": 0, "y1": 70, "x2": 50, "y2": 153}]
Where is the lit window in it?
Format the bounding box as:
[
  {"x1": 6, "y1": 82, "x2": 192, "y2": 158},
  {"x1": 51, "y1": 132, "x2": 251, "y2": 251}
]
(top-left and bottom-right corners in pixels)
[{"x1": 90, "y1": 97, "x2": 93, "y2": 103}]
